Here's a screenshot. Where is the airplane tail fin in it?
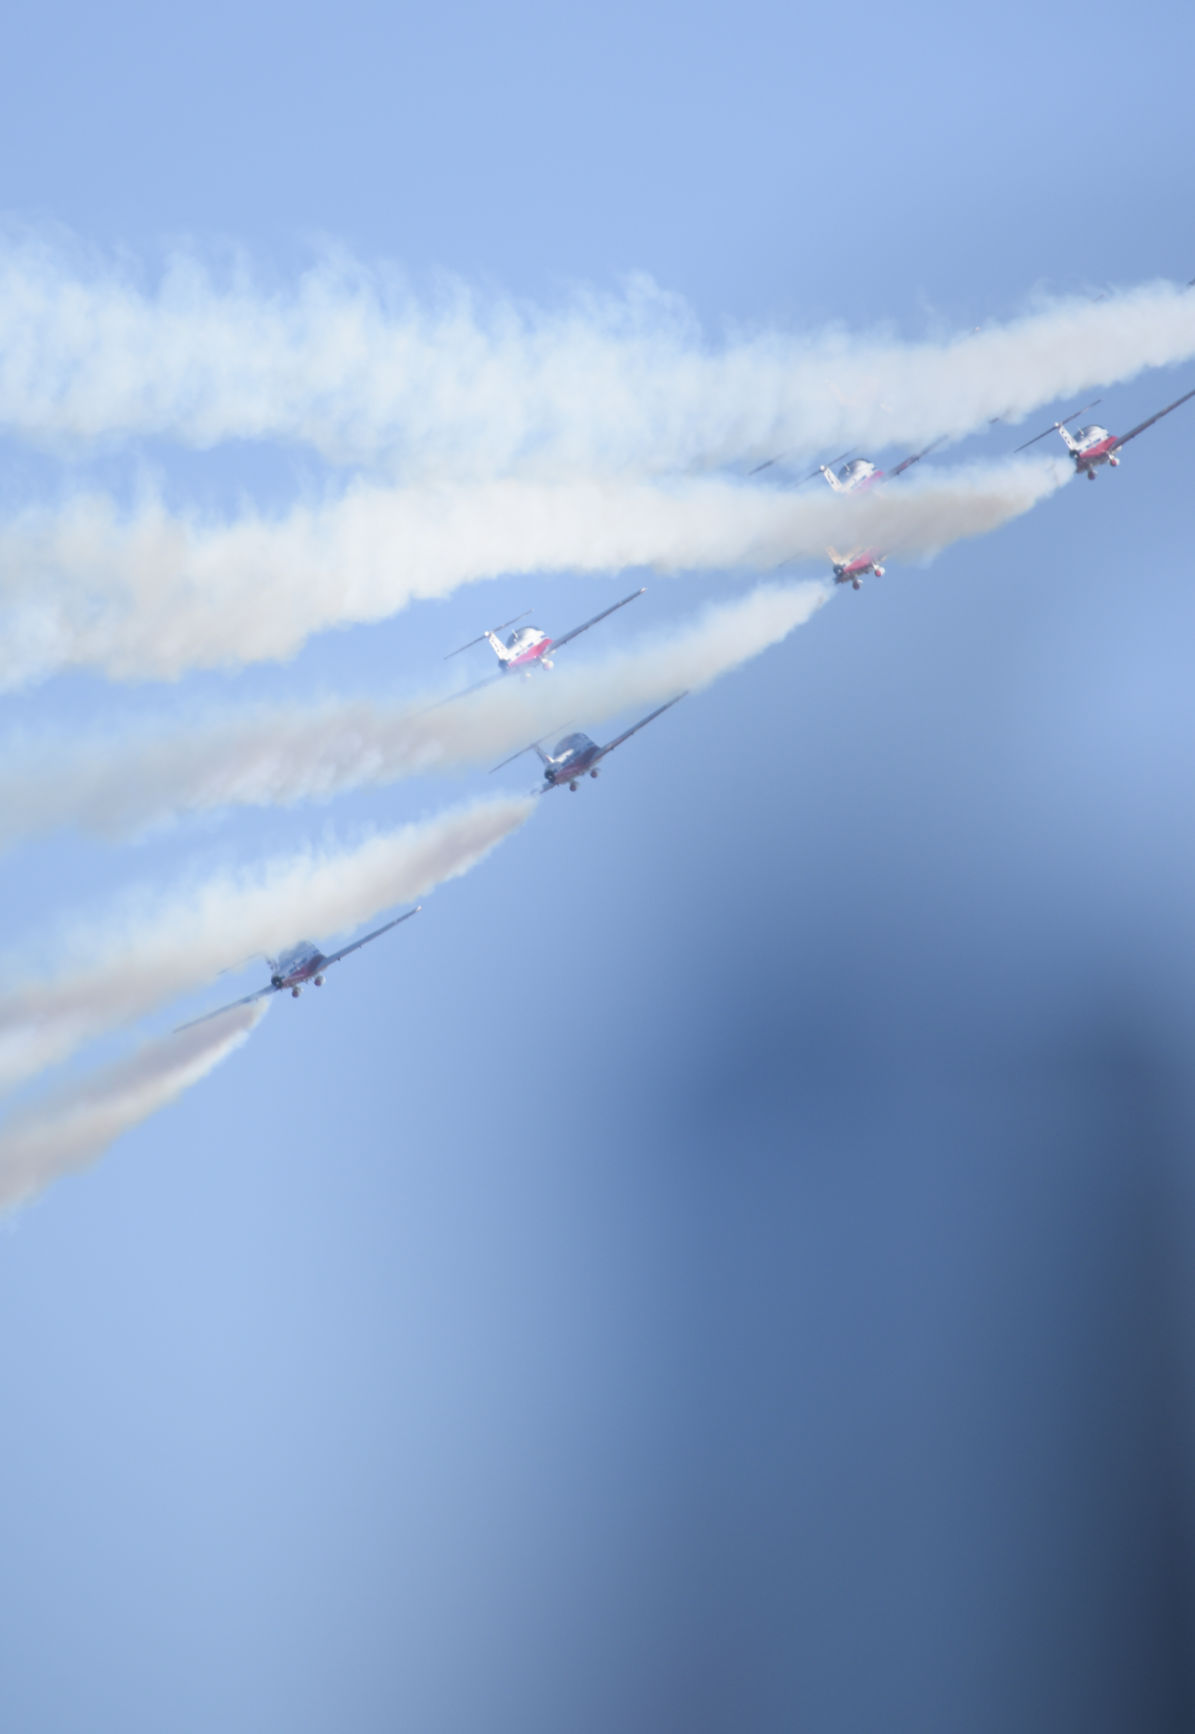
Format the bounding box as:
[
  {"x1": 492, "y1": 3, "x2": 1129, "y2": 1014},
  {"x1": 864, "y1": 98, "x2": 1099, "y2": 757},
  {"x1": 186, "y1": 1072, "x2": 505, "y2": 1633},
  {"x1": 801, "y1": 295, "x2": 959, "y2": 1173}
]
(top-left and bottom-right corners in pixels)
[
  {"x1": 819, "y1": 465, "x2": 846, "y2": 493},
  {"x1": 444, "y1": 610, "x2": 531, "y2": 661},
  {"x1": 491, "y1": 731, "x2": 563, "y2": 774},
  {"x1": 483, "y1": 630, "x2": 512, "y2": 664},
  {"x1": 1057, "y1": 423, "x2": 1079, "y2": 452}
]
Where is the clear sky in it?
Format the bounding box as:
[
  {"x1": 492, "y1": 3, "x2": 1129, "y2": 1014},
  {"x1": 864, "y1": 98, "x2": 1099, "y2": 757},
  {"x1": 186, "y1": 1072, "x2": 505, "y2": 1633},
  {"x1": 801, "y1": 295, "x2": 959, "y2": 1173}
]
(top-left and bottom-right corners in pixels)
[{"x1": 2, "y1": 4, "x2": 1195, "y2": 1733}]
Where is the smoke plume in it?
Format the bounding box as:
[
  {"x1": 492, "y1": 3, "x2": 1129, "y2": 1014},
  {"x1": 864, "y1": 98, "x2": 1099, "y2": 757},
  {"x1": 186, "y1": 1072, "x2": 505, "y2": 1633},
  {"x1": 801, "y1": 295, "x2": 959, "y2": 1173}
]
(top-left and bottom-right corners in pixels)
[
  {"x1": 0, "y1": 1002, "x2": 265, "y2": 1213},
  {"x1": 0, "y1": 795, "x2": 532, "y2": 1091},
  {"x1": 0, "y1": 583, "x2": 826, "y2": 847},
  {"x1": 0, "y1": 241, "x2": 1192, "y2": 474},
  {"x1": 0, "y1": 460, "x2": 1061, "y2": 687}
]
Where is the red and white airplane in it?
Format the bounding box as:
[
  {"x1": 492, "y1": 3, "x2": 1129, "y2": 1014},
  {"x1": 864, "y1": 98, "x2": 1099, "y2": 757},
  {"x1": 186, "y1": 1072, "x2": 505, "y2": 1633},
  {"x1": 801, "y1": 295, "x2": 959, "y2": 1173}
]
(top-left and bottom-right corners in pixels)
[
  {"x1": 176, "y1": 907, "x2": 421, "y2": 1029},
  {"x1": 491, "y1": 695, "x2": 686, "y2": 793},
  {"x1": 446, "y1": 588, "x2": 645, "y2": 675},
  {"x1": 816, "y1": 436, "x2": 946, "y2": 496},
  {"x1": 1014, "y1": 387, "x2": 1195, "y2": 477},
  {"x1": 827, "y1": 547, "x2": 884, "y2": 590}
]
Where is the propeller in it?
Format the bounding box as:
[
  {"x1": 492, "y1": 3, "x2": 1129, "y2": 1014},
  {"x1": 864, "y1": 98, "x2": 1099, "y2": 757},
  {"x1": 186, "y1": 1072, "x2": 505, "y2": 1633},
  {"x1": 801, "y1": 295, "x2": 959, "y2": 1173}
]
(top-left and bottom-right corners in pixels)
[
  {"x1": 444, "y1": 611, "x2": 532, "y2": 658},
  {"x1": 1014, "y1": 400, "x2": 1102, "y2": 452}
]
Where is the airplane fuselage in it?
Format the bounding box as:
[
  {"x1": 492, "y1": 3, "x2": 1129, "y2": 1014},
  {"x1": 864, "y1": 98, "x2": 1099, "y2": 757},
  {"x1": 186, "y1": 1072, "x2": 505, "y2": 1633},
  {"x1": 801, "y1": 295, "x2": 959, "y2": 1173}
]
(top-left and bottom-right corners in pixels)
[
  {"x1": 542, "y1": 732, "x2": 602, "y2": 790},
  {"x1": 1062, "y1": 424, "x2": 1121, "y2": 477},
  {"x1": 270, "y1": 944, "x2": 329, "y2": 993},
  {"x1": 503, "y1": 637, "x2": 555, "y2": 671},
  {"x1": 823, "y1": 458, "x2": 883, "y2": 494},
  {"x1": 832, "y1": 550, "x2": 884, "y2": 588},
  {"x1": 489, "y1": 625, "x2": 555, "y2": 671}
]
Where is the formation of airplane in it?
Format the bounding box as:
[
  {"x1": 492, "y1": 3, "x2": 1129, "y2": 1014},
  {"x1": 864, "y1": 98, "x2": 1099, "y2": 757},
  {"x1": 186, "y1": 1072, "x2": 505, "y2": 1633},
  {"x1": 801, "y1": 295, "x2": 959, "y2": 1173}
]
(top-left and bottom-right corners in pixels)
[
  {"x1": 490, "y1": 694, "x2": 687, "y2": 793},
  {"x1": 177, "y1": 908, "x2": 421, "y2": 1029},
  {"x1": 801, "y1": 437, "x2": 944, "y2": 589},
  {"x1": 178, "y1": 359, "x2": 1195, "y2": 1032},
  {"x1": 446, "y1": 588, "x2": 645, "y2": 674},
  {"x1": 753, "y1": 437, "x2": 948, "y2": 590},
  {"x1": 181, "y1": 689, "x2": 688, "y2": 1021},
  {"x1": 1014, "y1": 387, "x2": 1195, "y2": 477}
]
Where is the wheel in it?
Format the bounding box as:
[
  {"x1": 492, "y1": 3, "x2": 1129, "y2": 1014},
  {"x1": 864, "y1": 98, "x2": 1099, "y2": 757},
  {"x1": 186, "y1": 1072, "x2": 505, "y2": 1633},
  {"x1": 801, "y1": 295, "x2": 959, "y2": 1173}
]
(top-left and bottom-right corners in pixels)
[
  {"x1": 314, "y1": 975, "x2": 324, "y2": 987},
  {"x1": 1087, "y1": 469, "x2": 1096, "y2": 480},
  {"x1": 852, "y1": 578, "x2": 862, "y2": 590},
  {"x1": 589, "y1": 769, "x2": 599, "y2": 779},
  {"x1": 291, "y1": 986, "x2": 301, "y2": 998},
  {"x1": 569, "y1": 780, "x2": 578, "y2": 791}
]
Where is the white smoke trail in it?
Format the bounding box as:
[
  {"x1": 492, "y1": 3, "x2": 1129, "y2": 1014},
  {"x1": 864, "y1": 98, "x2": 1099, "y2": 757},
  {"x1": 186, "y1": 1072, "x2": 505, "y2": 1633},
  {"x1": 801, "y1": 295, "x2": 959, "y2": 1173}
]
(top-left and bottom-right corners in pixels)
[
  {"x1": 0, "y1": 242, "x2": 1192, "y2": 473},
  {"x1": 0, "y1": 460, "x2": 1062, "y2": 687},
  {"x1": 0, "y1": 795, "x2": 532, "y2": 1092},
  {"x1": 0, "y1": 1002, "x2": 265, "y2": 1214},
  {"x1": 0, "y1": 583, "x2": 825, "y2": 849}
]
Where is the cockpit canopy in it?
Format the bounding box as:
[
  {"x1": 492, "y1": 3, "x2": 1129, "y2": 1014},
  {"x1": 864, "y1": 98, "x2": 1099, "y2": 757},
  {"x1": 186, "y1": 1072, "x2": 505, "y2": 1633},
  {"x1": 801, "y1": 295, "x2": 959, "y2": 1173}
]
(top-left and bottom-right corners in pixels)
[
  {"x1": 506, "y1": 626, "x2": 539, "y2": 649},
  {"x1": 1075, "y1": 425, "x2": 1109, "y2": 447},
  {"x1": 276, "y1": 940, "x2": 319, "y2": 972},
  {"x1": 553, "y1": 732, "x2": 594, "y2": 759},
  {"x1": 839, "y1": 459, "x2": 877, "y2": 486}
]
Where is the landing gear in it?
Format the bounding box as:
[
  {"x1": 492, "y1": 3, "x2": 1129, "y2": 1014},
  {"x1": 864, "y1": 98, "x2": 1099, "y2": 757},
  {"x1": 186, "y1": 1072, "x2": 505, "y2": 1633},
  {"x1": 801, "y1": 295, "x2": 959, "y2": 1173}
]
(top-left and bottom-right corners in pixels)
[
  {"x1": 314, "y1": 975, "x2": 324, "y2": 987},
  {"x1": 873, "y1": 565, "x2": 885, "y2": 578},
  {"x1": 1087, "y1": 469, "x2": 1096, "y2": 480},
  {"x1": 569, "y1": 780, "x2": 578, "y2": 791},
  {"x1": 852, "y1": 577, "x2": 862, "y2": 590},
  {"x1": 291, "y1": 986, "x2": 302, "y2": 998},
  {"x1": 589, "y1": 769, "x2": 599, "y2": 779}
]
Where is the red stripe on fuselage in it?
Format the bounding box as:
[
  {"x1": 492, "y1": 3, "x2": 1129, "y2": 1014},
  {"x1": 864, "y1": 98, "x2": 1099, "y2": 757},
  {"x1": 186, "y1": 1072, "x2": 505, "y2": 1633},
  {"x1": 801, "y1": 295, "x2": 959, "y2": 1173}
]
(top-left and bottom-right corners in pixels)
[
  {"x1": 1077, "y1": 437, "x2": 1116, "y2": 465},
  {"x1": 836, "y1": 550, "x2": 879, "y2": 578},
  {"x1": 507, "y1": 638, "x2": 554, "y2": 669}
]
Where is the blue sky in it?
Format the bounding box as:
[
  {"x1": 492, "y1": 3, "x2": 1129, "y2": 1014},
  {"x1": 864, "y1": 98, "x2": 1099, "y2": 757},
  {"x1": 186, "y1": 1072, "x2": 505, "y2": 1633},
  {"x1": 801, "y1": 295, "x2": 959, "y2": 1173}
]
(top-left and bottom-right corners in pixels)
[{"x1": 2, "y1": 4, "x2": 1195, "y2": 1732}]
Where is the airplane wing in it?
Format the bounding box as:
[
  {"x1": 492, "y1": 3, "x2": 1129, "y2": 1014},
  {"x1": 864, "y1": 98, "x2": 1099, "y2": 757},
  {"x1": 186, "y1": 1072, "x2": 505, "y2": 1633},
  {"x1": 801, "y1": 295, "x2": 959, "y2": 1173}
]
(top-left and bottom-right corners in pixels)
[
  {"x1": 547, "y1": 588, "x2": 646, "y2": 652},
  {"x1": 887, "y1": 435, "x2": 947, "y2": 478},
  {"x1": 1013, "y1": 399, "x2": 1103, "y2": 453},
  {"x1": 174, "y1": 985, "x2": 276, "y2": 1034},
  {"x1": 1111, "y1": 386, "x2": 1195, "y2": 451},
  {"x1": 752, "y1": 448, "x2": 856, "y2": 485},
  {"x1": 596, "y1": 693, "x2": 687, "y2": 761},
  {"x1": 319, "y1": 906, "x2": 422, "y2": 970}
]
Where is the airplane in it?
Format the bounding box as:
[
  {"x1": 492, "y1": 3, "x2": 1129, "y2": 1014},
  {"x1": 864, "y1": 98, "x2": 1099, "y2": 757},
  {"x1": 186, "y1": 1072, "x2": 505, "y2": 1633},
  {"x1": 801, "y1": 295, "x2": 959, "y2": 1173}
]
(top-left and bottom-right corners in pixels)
[
  {"x1": 828, "y1": 547, "x2": 884, "y2": 591},
  {"x1": 175, "y1": 907, "x2": 421, "y2": 1030},
  {"x1": 816, "y1": 436, "x2": 947, "y2": 495},
  {"x1": 1014, "y1": 388, "x2": 1195, "y2": 477},
  {"x1": 491, "y1": 694, "x2": 687, "y2": 792},
  {"x1": 446, "y1": 587, "x2": 645, "y2": 675},
  {"x1": 749, "y1": 437, "x2": 945, "y2": 490}
]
